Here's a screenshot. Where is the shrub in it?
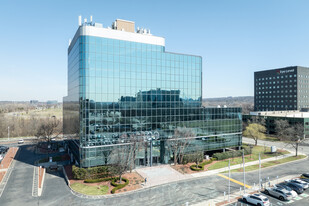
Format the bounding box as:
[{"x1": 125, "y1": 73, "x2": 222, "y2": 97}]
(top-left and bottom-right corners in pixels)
[
  {"x1": 190, "y1": 159, "x2": 213, "y2": 171},
  {"x1": 72, "y1": 165, "x2": 87, "y2": 180},
  {"x1": 182, "y1": 152, "x2": 204, "y2": 164},
  {"x1": 111, "y1": 177, "x2": 129, "y2": 194},
  {"x1": 200, "y1": 159, "x2": 213, "y2": 166},
  {"x1": 212, "y1": 148, "x2": 251, "y2": 160},
  {"x1": 190, "y1": 164, "x2": 204, "y2": 171},
  {"x1": 72, "y1": 165, "x2": 110, "y2": 180},
  {"x1": 84, "y1": 177, "x2": 113, "y2": 183}
]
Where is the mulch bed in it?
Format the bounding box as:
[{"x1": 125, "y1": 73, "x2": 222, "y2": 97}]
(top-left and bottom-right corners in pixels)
[{"x1": 172, "y1": 161, "x2": 218, "y2": 174}]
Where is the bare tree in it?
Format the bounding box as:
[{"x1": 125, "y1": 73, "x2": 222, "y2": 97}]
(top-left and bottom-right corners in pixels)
[
  {"x1": 167, "y1": 127, "x2": 195, "y2": 165},
  {"x1": 249, "y1": 116, "x2": 266, "y2": 126},
  {"x1": 110, "y1": 144, "x2": 134, "y2": 184},
  {"x1": 275, "y1": 120, "x2": 305, "y2": 156},
  {"x1": 35, "y1": 117, "x2": 62, "y2": 142}
]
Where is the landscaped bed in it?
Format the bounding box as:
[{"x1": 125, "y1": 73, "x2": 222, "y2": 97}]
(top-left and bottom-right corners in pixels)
[
  {"x1": 172, "y1": 144, "x2": 290, "y2": 174},
  {"x1": 65, "y1": 165, "x2": 144, "y2": 195}
]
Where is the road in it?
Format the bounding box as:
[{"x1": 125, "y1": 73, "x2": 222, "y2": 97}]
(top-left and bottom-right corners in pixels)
[{"x1": 0, "y1": 138, "x2": 308, "y2": 206}]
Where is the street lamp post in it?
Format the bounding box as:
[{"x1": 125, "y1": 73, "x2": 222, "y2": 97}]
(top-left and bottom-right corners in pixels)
[
  {"x1": 144, "y1": 131, "x2": 159, "y2": 167},
  {"x1": 8, "y1": 126, "x2": 10, "y2": 141}
]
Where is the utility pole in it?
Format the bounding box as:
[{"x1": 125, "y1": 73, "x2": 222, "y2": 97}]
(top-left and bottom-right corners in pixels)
[
  {"x1": 228, "y1": 159, "x2": 231, "y2": 202},
  {"x1": 8, "y1": 126, "x2": 10, "y2": 141},
  {"x1": 243, "y1": 149, "x2": 246, "y2": 194},
  {"x1": 259, "y1": 153, "x2": 261, "y2": 192}
]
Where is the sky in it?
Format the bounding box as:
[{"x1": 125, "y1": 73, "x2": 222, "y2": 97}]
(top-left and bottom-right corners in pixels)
[{"x1": 1, "y1": 0, "x2": 309, "y2": 102}]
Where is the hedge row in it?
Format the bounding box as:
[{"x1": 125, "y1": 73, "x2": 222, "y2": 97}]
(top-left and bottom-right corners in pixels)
[
  {"x1": 84, "y1": 177, "x2": 113, "y2": 183},
  {"x1": 190, "y1": 159, "x2": 213, "y2": 171},
  {"x1": 111, "y1": 177, "x2": 129, "y2": 194},
  {"x1": 212, "y1": 147, "x2": 251, "y2": 160},
  {"x1": 72, "y1": 165, "x2": 110, "y2": 180}
]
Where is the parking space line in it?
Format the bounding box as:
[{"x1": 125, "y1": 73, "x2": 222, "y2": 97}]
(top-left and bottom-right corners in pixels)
[
  {"x1": 285, "y1": 200, "x2": 294, "y2": 204},
  {"x1": 217, "y1": 174, "x2": 252, "y2": 189},
  {"x1": 294, "y1": 196, "x2": 302, "y2": 200}
]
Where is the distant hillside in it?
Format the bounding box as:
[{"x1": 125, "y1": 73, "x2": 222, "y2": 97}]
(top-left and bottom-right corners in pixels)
[{"x1": 202, "y1": 96, "x2": 254, "y2": 114}]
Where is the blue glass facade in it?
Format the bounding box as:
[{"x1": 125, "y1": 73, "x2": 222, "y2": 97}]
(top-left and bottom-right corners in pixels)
[{"x1": 64, "y1": 25, "x2": 242, "y2": 168}]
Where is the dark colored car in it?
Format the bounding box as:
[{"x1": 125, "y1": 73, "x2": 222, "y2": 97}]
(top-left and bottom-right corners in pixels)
[
  {"x1": 279, "y1": 182, "x2": 303, "y2": 194},
  {"x1": 301, "y1": 173, "x2": 309, "y2": 179},
  {"x1": 0, "y1": 146, "x2": 9, "y2": 153},
  {"x1": 299, "y1": 178, "x2": 309, "y2": 183}
]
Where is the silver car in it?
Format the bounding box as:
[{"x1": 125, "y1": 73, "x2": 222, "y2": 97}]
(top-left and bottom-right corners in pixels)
[{"x1": 264, "y1": 187, "x2": 293, "y2": 201}]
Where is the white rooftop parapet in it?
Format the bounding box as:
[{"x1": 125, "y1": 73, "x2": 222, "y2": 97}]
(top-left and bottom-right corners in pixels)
[{"x1": 80, "y1": 25, "x2": 165, "y2": 46}]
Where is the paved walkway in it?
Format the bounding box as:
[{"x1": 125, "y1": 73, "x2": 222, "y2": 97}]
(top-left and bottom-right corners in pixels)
[
  {"x1": 0, "y1": 147, "x2": 18, "y2": 182},
  {"x1": 135, "y1": 165, "x2": 191, "y2": 187}
]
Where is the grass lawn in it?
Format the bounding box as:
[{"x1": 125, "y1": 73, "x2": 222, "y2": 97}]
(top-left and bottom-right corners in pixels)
[
  {"x1": 70, "y1": 183, "x2": 109, "y2": 195},
  {"x1": 207, "y1": 145, "x2": 289, "y2": 171},
  {"x1": 226, "y1": 155, "x2": 306, "y2": 173},
  {"x1": 261, "y1": 136, "x2": 280, "y2": 142}
]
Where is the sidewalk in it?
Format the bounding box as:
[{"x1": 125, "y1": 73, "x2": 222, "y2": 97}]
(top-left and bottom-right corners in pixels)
[
  {"x1": 0, "y1": 147, "x2": 18, "y2": 183},
  {"x1": 190, "y1": 152, "x2": 295, "y2": 178}
]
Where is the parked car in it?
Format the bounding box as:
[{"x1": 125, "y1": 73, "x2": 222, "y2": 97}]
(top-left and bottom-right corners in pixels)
[
  {"x1": 279, "y1": 182, "x2": 304, "y2": 194},
  {"x1": 301, "y1": 173, "x2": 309, "y2": 179},
  {"x1": 274, "y1": 184, "x2": 297, "y2": 198},
  {"x1": 288, "y1": 179, "x2": 309, "y2": 189},
  {"x1": 242, "y1": 193, "x2": 270, "y2": 206},
  {"x1": 0, "y1": 146, "x2": 9, "y2": 153},
  {"x1": 18, "y1": 139, "x2": 24, "y2": 144},
  {"x1": 299, "y1": 178, "x2": 309, "y2": 183},
  {"x1": 264, "y1": 187, "x2": 293, "y2": 201}
]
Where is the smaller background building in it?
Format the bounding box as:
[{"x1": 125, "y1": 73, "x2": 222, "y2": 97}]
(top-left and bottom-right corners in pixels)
[{"x1": 254, "y1": 66, "x2": 309, "y2": 111}]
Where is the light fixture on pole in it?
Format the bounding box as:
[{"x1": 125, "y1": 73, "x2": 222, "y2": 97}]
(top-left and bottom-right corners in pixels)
[
  {"x1": 228, "y1": 159, "x2": 230, "y2": 202},
  {"x1": 259, "y1": 153, "x2": 261, "y2": 192},
  {"x1": 243, "y1": 149, "x2": 246, "y2": 194}
]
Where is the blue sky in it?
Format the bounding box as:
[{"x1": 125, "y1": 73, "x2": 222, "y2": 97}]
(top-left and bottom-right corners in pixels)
[{"x1": 1, "y1": 0, "x2": 309, "y2": 101}]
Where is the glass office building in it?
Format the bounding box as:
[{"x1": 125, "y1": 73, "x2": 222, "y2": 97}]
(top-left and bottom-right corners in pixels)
[{"x1": 63, "y1": 18, "x2": 242, "y2": 167}]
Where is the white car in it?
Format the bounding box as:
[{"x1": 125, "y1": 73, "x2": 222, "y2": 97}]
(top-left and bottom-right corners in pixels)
[
  {"x1": 18, "y1": 139, "x2": 24, "y2": 144},
  {"x1": 243, "y1": 193, "x2": 270, "y2": 206}
]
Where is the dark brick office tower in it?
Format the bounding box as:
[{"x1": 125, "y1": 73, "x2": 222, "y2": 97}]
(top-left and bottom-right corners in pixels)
[{"x1": 254, "y1": 66, "x2": 309, "y2": 111}]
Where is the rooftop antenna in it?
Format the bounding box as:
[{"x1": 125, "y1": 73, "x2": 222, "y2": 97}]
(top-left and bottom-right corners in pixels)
[
  {"x1": 90, "y1": 15, "x2": 93, "y2": 22},
  {"x1": 78, "y1": 16, "x2": 82, "y2": 26},
  {"x1": 69, "y1": 39, "x2": 72, "y2": 46},
  {"x1": 84, "y1": 18, "x2": 87, "y2": 24}
]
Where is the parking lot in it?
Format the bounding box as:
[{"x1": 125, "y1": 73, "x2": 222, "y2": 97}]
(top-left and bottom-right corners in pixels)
[{"x1": 228, "y1": 187, "x2": 309, "y2": 206}]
